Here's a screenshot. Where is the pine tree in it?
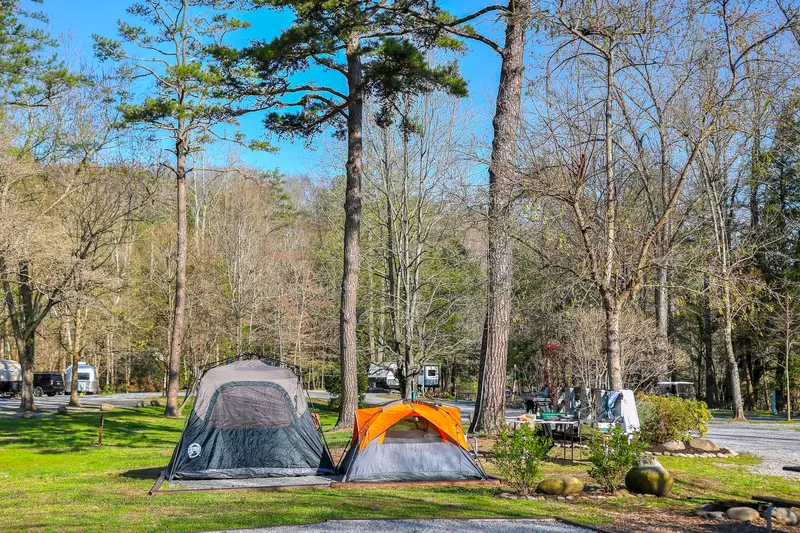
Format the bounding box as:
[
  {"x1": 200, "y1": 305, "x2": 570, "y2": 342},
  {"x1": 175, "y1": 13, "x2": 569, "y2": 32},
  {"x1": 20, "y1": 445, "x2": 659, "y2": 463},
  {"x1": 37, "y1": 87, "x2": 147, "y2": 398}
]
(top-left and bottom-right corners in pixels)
[
  {"x1": 94, "y1": 0, "x2": 252, "y2": 417},
  {"x1": 212, "y1": 0, "x2": 466, "y2": 428}
]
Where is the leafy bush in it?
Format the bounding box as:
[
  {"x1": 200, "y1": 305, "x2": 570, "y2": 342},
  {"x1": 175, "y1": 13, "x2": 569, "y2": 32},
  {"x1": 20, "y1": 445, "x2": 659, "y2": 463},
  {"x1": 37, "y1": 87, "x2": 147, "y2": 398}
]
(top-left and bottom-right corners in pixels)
[
  {"x1": 586, "y1": 426, "x2": 646, "y2": 493},
  {"x1": 491, "y1": 424, "x2": 553, "y2": 495},
  {"x1": 637, "y1": 394, "x2": 711, "y2": 445}
]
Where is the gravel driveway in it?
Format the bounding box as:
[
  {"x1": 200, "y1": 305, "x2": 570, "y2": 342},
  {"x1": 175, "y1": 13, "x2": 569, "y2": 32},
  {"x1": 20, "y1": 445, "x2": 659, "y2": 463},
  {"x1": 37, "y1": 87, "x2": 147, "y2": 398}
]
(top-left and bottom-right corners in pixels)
[{"x1": 706, "y1": 419, "x2": 800, "y2": 479}]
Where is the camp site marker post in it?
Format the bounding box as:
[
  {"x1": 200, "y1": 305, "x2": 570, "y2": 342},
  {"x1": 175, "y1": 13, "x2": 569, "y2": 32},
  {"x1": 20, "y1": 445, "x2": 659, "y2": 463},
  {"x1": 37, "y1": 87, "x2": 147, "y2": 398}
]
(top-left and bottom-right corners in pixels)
[{"x1": 98, "y1": 415, "x2": 104, "y2": 446}]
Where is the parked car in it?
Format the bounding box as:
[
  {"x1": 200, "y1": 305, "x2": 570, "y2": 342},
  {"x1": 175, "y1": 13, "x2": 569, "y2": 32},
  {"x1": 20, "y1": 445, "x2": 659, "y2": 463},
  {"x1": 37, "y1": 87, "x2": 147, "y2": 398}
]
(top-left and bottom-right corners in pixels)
[
  {"x1": 64, "y1": 363, "x2": 99, "y2": 394},
  {"x1": 0, "y1": 359, "x2": 21, "y2": 395},
  {"x1": 33, "y1": 372, "x2": 65, "y2": 397}
]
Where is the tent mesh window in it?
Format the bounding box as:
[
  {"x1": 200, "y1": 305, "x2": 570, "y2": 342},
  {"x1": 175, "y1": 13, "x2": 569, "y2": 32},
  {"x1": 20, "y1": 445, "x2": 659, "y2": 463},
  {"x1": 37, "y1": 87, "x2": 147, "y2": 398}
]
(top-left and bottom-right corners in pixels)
[
  {"x1": 382, "y1": 415, "x2": 445, "y2": 444},
  {"x1": 208, "y1": 385, "x2": 295, "y2": 430}
]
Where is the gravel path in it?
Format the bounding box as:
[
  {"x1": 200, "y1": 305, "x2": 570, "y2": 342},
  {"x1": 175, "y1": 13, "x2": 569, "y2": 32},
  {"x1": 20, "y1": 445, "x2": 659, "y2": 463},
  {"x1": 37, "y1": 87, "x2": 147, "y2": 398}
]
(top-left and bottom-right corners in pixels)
[
  {"x1": 205, "y1": 519, "x2": 597, "y2": 533},
  {"x1": 706, "y1": 419, "x2": 800, "y2": 479}
]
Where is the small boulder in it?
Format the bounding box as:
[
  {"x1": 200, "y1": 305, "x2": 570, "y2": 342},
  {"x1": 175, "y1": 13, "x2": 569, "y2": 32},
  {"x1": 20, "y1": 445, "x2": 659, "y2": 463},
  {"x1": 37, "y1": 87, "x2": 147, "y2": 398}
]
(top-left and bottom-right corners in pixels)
[
  {"x1": 100, "y1": 403, "x2": 114, "y2": 412},
  {"x1": 57, "y1": 406, "x2": 68, "y2": 415},
  {"x1": 662, "y1": 439, "x2": 685, "y2": 451},
  {"x1": 150, "y1": 399, "x2": 161, "y2": 407},
  {"x1": 689, "y1": 438, "x2": 719, "y2": 452},
  {"x1": 767, "y1": 507, "x2": 798, "y2": 525},
  {"x1": 21, "y1": 411, "x2": 36, "y2": 419},
  {"x1": 625, "y1": 465, "x2": 674, "y2": 497},
  {"x1": 726, "y1": 507, "x2": 759, "y2": 522},
  {"x1": 707, "y1": 511, "x2": 726, "y2": 520},
  {"x1": 535, "y1": 476, "x2": 584, "y2": 496}
]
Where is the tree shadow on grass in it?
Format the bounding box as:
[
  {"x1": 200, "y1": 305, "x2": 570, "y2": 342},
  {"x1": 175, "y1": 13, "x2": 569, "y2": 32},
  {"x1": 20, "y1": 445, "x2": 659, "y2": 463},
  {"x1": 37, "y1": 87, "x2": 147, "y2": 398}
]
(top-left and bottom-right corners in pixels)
[{"x1": 0, "y1": 408, "x2": 182, "y2": 454}]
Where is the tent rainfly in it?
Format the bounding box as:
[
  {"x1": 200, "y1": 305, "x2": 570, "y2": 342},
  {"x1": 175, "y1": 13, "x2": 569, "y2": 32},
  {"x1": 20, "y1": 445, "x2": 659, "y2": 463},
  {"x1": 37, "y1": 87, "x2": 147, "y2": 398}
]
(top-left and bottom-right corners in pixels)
[
  {"x1": 165, "y1": 359, "x2": 336, "y2": 480},
  {"x1": 338, "y1": 400, "x2": 486, "y2": 483}
]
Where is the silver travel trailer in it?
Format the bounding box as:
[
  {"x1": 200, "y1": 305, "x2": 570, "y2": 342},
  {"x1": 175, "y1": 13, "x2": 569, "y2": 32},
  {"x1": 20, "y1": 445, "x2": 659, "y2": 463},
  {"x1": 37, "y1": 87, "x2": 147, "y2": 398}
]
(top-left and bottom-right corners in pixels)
[
  {"x1": 368, "y1": 363, "x2": 400, "y2": 391},
  {"x1": 368, "y1": 362, "x2": 440, "y2": 392},
  {"x1": 0, "y1": 359, "x2": 21, "y2": 395},
  {"x1": 64, "y1": 362, "x2": 99, "y2": 394}
]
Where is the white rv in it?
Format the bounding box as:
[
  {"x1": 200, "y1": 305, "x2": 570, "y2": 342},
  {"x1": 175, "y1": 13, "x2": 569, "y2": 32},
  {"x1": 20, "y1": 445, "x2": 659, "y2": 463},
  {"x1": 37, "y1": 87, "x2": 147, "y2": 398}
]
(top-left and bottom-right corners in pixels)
[
  {"x1": 64, "y1": 362, "x2": 99, "y2": 394},
  {"x1": 368, "y1": 362, "x2": 400, "y2": 391},
  {"x1": 0, "y1": 359, "x2": 21, "y2": 395},
  {"x1": 418, "y1": 363, "x2": 440, "y2": 389}
]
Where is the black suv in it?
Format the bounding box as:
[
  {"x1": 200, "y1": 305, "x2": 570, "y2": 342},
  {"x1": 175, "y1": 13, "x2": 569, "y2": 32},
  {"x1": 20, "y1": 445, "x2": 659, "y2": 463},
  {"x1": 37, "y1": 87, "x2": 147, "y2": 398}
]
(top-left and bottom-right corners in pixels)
[{"x1": 33, "y1": 372, "x2": 65, "y2": 397}]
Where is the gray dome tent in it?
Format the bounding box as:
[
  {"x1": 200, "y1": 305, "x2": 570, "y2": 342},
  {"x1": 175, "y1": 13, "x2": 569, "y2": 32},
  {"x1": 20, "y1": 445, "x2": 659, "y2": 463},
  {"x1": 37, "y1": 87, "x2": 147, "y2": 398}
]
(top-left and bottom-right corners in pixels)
[{"x1": 165, "y1": 358, "x2": 336, "y2": 480}]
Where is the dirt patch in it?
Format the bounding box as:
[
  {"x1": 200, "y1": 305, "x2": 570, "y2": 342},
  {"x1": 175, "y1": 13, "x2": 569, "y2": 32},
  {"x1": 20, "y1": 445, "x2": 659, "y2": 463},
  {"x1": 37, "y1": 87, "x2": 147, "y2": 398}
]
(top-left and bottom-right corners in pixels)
[{"x1": 606, "y1": 507, "x2": 800, "y2": 533}]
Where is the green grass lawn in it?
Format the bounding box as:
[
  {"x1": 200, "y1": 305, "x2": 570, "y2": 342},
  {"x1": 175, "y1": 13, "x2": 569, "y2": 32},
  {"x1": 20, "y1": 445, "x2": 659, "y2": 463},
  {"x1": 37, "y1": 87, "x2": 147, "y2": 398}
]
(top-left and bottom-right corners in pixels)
[{"x1": 1, "y1": 403, "x2": 799, "y2": 533}]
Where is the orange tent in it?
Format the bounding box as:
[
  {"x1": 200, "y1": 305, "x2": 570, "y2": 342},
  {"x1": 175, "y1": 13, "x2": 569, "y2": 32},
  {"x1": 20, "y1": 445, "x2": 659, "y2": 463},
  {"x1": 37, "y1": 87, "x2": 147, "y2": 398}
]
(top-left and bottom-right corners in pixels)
[
  {"x1": 351, "y1": 401, "x2": 468, "y2": 450},
  {"x1": 338, "y1": 400, "x2": 485, "y2": 483}
]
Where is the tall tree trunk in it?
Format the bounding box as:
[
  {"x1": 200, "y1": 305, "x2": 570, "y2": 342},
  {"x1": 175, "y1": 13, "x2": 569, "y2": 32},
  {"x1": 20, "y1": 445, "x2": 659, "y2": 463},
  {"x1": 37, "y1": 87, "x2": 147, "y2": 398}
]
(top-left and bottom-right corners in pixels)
[
  {"x1": 18, "y1": 262, "x2": 36, "y2": 411},
  {"x1": 786, "y1": 310, "x2": 792, "y2": 421},
  {"x1": 743, "y1": 348, "x2": 756, "y2": 410},
  {"x1": 335, "y1": 35, "x2": 363, "y2": 429},
  {"x1": 604, "y1": 298, "x2": 623, "y2": 389},
  {"x1": 602, "y1": 47, "x2": 623, "y2": 391},
  {"x1": 19, "y1": 333, "x2": 35, "y2": 410},
  {"x1": 654, "y1": 260, "x2": 669, "y2": 380},
  {"x1": 470, "y1": 0, "x2": 530, "y2": 434},
  {"x1": 165, "y1": 136, "x2": 188, "y2": 418},
  {"x1": 68, "y1": 306, "x2": 84, "y2": 407},
  {"x1": 722, "y1": 283, "x2": 745, "y2": 420},
  {"x1": 701, "y1": 278, "x2": 717, "y2": 407}
]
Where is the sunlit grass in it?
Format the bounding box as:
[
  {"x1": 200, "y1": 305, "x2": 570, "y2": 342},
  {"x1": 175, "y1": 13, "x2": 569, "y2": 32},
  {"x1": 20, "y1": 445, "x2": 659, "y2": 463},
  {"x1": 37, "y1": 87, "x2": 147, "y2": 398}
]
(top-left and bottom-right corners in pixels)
[{"x1": 0, "y1": 404, "x2": 798, "y2": 533}]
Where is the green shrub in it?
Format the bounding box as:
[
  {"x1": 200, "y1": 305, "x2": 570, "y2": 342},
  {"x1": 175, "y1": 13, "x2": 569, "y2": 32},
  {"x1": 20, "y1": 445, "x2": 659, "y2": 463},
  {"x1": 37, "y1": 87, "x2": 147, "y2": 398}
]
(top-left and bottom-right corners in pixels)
[
  {"x1": 637, "y1": 394, "x2": 711, "y2": 445},
  {"x1": 586, "y1": 426, "x2": 646, "y2": 493},
  {"x1": 326, "y1": 362, "x2": 368, "y2": 410},
  {"x1": 491, "y1": 424, "x2": 553, "y2": 495}
]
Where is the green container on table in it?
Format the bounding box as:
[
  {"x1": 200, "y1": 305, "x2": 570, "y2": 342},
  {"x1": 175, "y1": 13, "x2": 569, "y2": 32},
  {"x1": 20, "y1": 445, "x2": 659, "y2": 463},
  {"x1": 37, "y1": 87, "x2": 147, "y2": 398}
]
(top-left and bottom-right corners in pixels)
[{"x1": 541, "y1": 412, "x2": 560, "y2": 420}]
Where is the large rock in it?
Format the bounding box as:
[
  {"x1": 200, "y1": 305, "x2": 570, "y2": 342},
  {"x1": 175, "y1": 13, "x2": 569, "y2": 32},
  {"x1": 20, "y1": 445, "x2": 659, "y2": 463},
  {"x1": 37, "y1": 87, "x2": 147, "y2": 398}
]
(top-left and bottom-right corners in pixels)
[
  {"x1": 625, "y1": 465, "x2": 674, "y2": 497},
  {"x1": 100, "y1": 403, "x2": 115, "y2": 412},
  {"x1": 57, "y1": 406, "x2": 68, "y2": 415},
  {"x1": 535, "y1": 476, "x2": 584, "y2": 496},
  {"x1": 662, "y1": 439, "x2": 685, "y2": 451},
  {"x1": 689, "y1": 438, "x2": 719, "y2": 452},
  {"x1": 767, "y1": 507, "x2": 798, "y2": 525},
  {"x1": 150, "y1": 399, "x2": 161, "y2": 407},
  {"x1": 726, "y1": 507, "x2": 759, "y2": 522}
]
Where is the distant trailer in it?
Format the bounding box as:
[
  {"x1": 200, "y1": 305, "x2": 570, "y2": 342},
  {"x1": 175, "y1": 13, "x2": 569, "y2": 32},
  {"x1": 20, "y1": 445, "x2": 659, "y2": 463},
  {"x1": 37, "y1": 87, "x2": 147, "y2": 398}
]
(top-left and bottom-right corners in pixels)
[
  {"x1": 368, "y1": 363, "x2": 400, "y2": 391},
  {"x1": 64, "y1": 362, "x2": 99, "y2": 394},
  {"x1": 657, "y1": 381, "x2": 696, "y2": 400},
  {"x1": 418, "y1": 363, "x2": 439, "y2": 389},
  {"x1": 0, "y1": 359, "x2": 21, "y2": 394}
]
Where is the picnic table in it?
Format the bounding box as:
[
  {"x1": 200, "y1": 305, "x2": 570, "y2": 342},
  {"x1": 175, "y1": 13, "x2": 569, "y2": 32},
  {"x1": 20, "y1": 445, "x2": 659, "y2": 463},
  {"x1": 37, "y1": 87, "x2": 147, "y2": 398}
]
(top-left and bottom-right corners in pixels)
[{"x1": 506, "y1": 417, "x2": 582, "y2": 462}]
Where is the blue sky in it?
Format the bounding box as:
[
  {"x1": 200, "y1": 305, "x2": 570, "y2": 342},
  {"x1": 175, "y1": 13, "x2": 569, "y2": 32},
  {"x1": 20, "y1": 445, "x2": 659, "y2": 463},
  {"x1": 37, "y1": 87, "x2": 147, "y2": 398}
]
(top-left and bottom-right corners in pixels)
[{"x1": 42, "y1": 1, "x2": 502, "y2": 176}]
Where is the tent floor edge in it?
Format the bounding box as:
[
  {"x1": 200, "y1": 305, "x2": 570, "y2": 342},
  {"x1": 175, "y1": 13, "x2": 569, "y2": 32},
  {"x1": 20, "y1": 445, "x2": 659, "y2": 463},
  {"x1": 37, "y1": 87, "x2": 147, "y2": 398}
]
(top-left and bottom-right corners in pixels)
[
  {"x1": 330, "y1": 477, "x2": 502, "y2": 489},
  {"x1": 148, "y1": 483, "x2": 333, "y2": 494}
]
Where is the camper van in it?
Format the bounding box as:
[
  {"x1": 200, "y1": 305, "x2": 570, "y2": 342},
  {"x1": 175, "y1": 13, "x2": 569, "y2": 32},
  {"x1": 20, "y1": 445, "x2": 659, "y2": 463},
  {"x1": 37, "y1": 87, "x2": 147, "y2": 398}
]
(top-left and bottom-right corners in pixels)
[
  {"x1": 64, "y1": 363, "x2": 99, "y2": 394},
  {"x1": 0, "y1": 359, "x2": 21, "y2": 395}
]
